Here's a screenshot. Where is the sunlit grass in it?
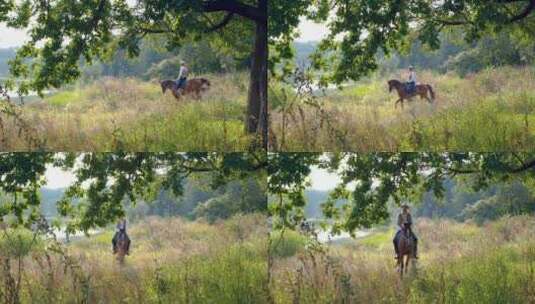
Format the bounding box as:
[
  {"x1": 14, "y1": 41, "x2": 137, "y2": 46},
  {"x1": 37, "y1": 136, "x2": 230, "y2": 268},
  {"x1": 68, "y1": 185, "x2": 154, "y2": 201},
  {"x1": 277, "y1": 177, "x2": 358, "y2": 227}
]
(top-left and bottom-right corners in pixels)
[
  {"x1": 271, "y1": 215, "x2": 535, "y2": 303},
  {"x1": 1, "y1": 214, "x2": 269, "y2": 304},
  {"x1": 271, "y1": 66, "x2": 535, "y2": 151},
  {"x1": 0, "y1": 73, "x2": 252, "y2": 151}
]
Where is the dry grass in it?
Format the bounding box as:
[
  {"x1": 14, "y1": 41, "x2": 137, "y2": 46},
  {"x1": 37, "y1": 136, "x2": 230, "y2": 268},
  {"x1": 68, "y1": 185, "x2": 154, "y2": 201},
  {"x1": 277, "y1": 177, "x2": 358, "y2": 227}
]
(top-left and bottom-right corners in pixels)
[
  {"x1": 270, "y1": 66, "x2": 535, "y2": 151},
  {"x1": 0, "y1": 73, "x2": 252, "y2": 151},
  {"x1": 271, "y1": 216, "x2": 535, "y2": 303},
  {"x1": 0, "y1": 214, "x2": 270, "y2": 304}
]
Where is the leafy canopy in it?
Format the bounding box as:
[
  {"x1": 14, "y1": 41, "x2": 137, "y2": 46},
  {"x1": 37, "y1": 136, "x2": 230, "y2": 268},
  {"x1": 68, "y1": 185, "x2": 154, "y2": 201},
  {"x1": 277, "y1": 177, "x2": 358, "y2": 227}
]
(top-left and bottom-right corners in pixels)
[
  {"x1": 0, "y1": 152, "x2": 266, "y2": 233},
  {"x1": 268, "y1": 153, "x2": 535, "y2": 234},
  {"x1": 270, "y1": 0, "x2": 535, "y2": 84}
]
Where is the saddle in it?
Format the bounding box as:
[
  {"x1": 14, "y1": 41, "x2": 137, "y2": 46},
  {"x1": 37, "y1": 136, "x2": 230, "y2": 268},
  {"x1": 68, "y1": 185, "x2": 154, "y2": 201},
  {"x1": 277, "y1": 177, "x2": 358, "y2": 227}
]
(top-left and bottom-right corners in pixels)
[{"x1": 405, "y1": 82, "x2": 416, "y2": 94}]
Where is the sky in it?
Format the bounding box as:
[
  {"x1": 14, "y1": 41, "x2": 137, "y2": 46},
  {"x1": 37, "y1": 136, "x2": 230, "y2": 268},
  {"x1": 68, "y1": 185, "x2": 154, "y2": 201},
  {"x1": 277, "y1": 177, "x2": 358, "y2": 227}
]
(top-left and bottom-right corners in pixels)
[
  {"x1": 308, "y1": 166, "x2": 341, "y2": 191},
  {"x1": 296, "y1": 18, "x2": 329, "y2": 42},
  {"x1": 1, "y1": 16, "x2": 330, "y2": 48},
  {"x1": 0, "y1": 25, "x2": 27, "y2": 48},
  {"x1": 42, "y1": 164, "x2": 343, "y2": 191},
  {"x1": 43, "y1": 165, "x2": 76, "y2": 189}
]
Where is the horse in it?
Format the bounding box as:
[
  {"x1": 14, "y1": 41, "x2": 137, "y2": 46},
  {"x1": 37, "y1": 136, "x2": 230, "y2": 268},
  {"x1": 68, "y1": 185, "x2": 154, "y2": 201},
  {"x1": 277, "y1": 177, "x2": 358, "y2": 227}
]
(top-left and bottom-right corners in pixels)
[
  {"x1": 396, "y1": 222, "x2": 415, "y2": 276},
  {"x1": 387, "y1": 79, "x2": 435, "y2": 108},
  {"x1": 160, "y1": 78, "x2": 211, "y2": 100},
  {"x1": 114, "y1": 231, "x2": 130, "y2": 264}
]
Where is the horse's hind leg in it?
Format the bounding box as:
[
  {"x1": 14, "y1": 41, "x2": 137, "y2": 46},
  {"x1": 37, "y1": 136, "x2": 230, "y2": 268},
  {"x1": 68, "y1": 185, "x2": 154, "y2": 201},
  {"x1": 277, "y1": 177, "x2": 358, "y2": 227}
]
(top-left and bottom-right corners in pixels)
[
  {"x1": 172, "y1": 90, "x2": 181, "y2": 101},
  {"x1": 422, "y1": 92, "x2": 432, "y2": 103},
  {"x1": 399, "y1": 256, "x2": 404, "y2": 276}
]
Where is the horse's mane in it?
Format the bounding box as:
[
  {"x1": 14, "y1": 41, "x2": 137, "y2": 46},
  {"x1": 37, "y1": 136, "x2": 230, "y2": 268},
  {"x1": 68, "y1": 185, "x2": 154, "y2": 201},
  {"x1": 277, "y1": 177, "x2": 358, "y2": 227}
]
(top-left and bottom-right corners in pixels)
[{"x1": 388, "y1": 79, "x2": 402, "y2": 85}]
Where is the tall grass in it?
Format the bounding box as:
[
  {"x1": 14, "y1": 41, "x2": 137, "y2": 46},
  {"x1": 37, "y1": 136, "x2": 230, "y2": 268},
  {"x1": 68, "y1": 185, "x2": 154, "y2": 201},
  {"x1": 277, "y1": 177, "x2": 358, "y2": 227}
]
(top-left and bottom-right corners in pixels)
[
  {"x1": 0, "y1": 73, "x2": 252, "y2": 151},
  {"x1": 271, "y1": 216, "x2": 535, "y2": 303},
  {"x1": 270, "y1": 66, "x2": 535, "y2": 151},
  {"x1": 0, "y1": 214, "x2": 270, "y2": 304}
]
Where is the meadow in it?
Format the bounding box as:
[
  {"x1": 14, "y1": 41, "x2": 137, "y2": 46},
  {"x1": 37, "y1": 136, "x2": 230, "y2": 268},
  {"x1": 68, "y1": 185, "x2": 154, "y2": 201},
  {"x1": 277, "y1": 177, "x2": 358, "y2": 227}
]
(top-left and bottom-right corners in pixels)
[
  {"x1": 0, "y1": 214, "x2": 270, "y2": 304},
  {"x1": 2, "y1": 214, "x2": 534, "y2": 303},
  {"x1": 270, "y1": 215, "x2": 535, "y2": 303},
  {"x1": 0, "y1": 73, "x2": 252, "y2": 151},
  {"x1": 270, "y1": 66, "x2": 535, "y2": 151}
]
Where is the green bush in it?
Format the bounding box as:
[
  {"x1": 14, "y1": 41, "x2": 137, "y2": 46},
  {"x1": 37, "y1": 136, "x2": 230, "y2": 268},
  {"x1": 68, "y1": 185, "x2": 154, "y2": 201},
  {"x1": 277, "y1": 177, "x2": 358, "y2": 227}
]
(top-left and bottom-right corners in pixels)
[
  {"x1": 147, "y1": 242, "x2": 269, "y2": 304},
  {"x1": 0, "y1": 228, "x2": 43, "y2": 258},
  {"x1": 270, "y1": 230, "x2": 307, "y2": 258}
]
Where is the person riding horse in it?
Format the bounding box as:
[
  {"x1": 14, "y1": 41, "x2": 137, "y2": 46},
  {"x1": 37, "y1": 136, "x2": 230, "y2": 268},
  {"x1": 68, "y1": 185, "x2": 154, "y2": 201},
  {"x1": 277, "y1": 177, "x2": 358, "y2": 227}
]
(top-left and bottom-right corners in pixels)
[
  {"x1": 393, "y1": 204, "x2": 418, "y2": 259},
  {"x1": 176, "y1": 60, "x2": 190, "y2": 94},
  {"x1": 112, "y1": 219, "x2": 131, "y2": 255},
  {"x1": 406, "y1": 66, "x2": 417, "y2": 95}
]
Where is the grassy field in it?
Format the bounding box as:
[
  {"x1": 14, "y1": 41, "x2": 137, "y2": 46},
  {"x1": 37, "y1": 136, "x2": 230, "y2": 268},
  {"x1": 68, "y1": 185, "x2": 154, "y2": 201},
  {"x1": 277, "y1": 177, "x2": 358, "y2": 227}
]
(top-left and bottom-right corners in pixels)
[
  {"x1": 0, "y1": 73, "x2": 252, "y2": 151},
  {"x1": 270, "y1": 216, "x2": 535, "y2": 303},
  {"x1": 3, "y1": 214, "x2": 534, "y2": 303},
  {"x1": 0, "y1": 214, "x2": 269, "y2": 304},
  {"x1": 270, "y1": 66, "x2": 535, "y2": 151}
]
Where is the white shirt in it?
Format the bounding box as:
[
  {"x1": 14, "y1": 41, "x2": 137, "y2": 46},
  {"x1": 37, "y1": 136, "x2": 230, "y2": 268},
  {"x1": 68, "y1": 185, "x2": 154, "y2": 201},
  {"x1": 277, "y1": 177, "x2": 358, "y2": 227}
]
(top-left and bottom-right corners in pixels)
[
  {"x1": 178, "y1": 65, "x2": 189, "y2": 79},
  {"x1": 116, "y1": 220, "x2": 126, "y2": 231},
  {"x1": 408, "y1": 71, "x2": 417, "y2": 83}
]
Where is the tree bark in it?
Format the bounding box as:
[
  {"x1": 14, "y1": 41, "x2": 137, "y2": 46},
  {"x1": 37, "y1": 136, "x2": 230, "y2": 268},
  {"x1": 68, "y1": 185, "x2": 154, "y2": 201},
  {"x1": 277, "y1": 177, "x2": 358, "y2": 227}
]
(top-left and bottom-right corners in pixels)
[{"x1": 246, "y1": 0, "x2": 268, "y2": 149}]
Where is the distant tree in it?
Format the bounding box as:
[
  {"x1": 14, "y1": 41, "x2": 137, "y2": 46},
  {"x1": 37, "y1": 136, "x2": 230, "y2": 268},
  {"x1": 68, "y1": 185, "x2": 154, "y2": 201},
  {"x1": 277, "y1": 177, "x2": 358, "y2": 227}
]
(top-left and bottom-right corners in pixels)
[
  {"x1": 460, "y1": 181, "x2": 535, "y2": 224},
  {"x1": 0, "y1": 48, "x2": 16, "y2": 76}
]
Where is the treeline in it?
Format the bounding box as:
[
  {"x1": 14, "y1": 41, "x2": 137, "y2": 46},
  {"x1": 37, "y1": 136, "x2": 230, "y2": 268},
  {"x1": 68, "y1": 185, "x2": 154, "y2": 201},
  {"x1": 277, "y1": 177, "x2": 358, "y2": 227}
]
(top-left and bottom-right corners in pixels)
[
  {"x1": 81, "y1": 37, "x2": 251, "y2": 81},
  {"x1": 126, "y1": 175, "x2": 266, "y2": 223},
  {"x1": 303, "y1": 179, "x2": 535, "y2": 225},
  {"x1": 416, "y1": 179, "x2": 535, "y2": 224},
  {"x1": 0, "y1": 48, "x2": 16, "y2": 77},
  {"x1": 294, "y1": 28, "x2": 535, "y2": 77},
  {"x1": 37, "y1": 175, "x2": 266, "y2": 225},
  {"x1": 0, "y1": 36, "x2": 250, "y2": 81}
]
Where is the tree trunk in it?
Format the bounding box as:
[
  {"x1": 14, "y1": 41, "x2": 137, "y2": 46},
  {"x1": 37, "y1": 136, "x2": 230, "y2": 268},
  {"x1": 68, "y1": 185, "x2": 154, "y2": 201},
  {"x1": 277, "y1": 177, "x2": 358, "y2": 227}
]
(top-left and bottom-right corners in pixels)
[{"x1": 246, "y1": 2, "x2": 268, "y2": 149}]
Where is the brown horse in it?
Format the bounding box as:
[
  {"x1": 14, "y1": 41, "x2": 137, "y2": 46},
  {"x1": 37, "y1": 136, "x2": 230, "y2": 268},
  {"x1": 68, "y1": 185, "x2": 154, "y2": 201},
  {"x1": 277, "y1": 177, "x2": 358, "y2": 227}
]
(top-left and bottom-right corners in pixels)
[
  {"x1": 160, "y1": 78, "x2": 211, "y2": 100},
  {"x1": 396, "y1": 223, "x2": 414, "y2": 276},
  {"x1": 114, "y1": 231, "x2": 130, "y2": 264},
  {"x1": 388, "y1": 79, "x2": 435, "y2": 108}
]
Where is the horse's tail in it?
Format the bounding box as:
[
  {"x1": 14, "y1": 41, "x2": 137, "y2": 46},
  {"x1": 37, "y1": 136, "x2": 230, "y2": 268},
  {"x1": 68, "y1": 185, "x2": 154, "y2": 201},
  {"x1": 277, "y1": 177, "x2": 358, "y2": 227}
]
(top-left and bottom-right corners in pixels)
[
  {"x1": 427, "y1": 84, "x2": 435, "y2": 101},
  {"x1": 160, "y1": 81, "x2": 167, "y2": 94}
]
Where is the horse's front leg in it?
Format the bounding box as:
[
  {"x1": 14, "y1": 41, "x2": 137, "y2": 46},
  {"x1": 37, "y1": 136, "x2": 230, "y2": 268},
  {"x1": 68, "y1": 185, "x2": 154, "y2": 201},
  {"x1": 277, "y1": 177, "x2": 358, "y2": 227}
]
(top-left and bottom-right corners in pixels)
[{"x1": 395, "y1": 98, "x2": 402, "y2": 108}]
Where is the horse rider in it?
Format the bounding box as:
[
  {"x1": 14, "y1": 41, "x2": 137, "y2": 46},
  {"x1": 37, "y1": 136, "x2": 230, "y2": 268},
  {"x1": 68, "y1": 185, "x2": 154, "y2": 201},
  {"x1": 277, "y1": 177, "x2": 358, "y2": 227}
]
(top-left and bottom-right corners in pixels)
[
  {"x1": 176, "y1": 60, "x2": 190, "y2": 93},
  {"x1": 393, "y1": 204, "x2": 418, "y2": 259},
  {"x1": 112, "y1": 219, "x2": 131, "y2": 255},
  {"x1": 406, "y1": 65, "x2": 417, "y2": 94}
]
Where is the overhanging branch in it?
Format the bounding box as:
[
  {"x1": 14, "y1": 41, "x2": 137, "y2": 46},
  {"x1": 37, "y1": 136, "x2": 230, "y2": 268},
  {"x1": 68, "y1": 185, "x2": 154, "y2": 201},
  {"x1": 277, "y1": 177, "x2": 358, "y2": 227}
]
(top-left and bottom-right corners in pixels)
[
  {"x1": 201, "y1": 0, "x2": 265, "y2": 22},
  {"x1": 447, "y1": 159, "x2": 535, "y2": 175},
  {"x1": 508, "y1": 0, "x2": 535, "y2": 22},
  {"x1": 205, "y1": 12, "x2": 234, "y2": 32},
  {"x1": 435, "y1": 0, "x2": 535, "y2": 26}
]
